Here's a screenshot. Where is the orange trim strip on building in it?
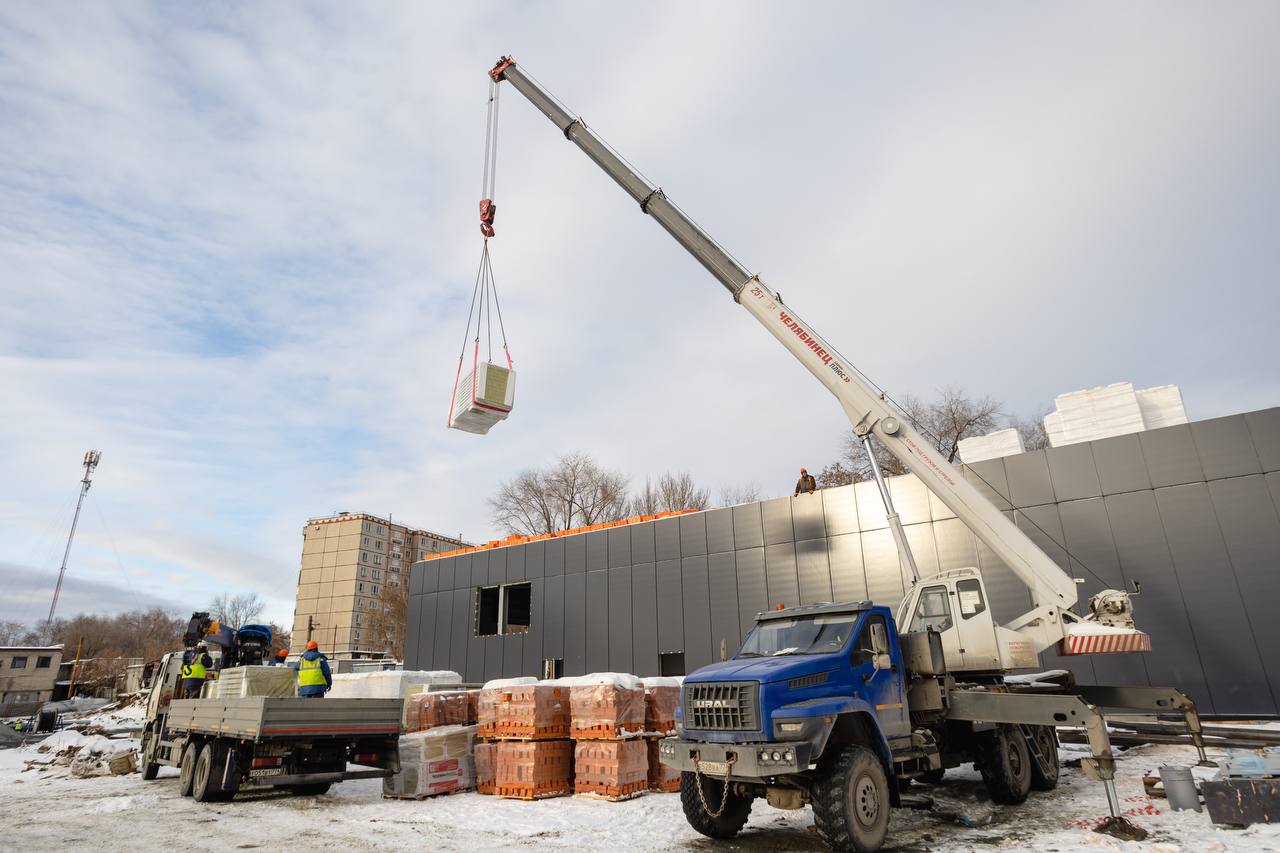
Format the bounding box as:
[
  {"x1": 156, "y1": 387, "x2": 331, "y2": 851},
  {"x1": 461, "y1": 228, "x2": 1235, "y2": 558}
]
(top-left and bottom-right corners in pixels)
[{"x1": 420, "y1": 508, "x2": 701, "y2": 562}]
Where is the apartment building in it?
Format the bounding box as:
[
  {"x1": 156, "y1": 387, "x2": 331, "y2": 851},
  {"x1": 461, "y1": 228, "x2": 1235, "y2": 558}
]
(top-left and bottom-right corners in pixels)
[{"x1": 291, "y1": 512, "x2": 469, "y2": 659}]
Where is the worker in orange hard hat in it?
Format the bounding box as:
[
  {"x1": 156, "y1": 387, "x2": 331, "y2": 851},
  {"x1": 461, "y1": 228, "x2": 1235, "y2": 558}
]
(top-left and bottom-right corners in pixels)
[
  {"x1": 794, "y1": 467, "x2": 817, "y2": 496},
  {"x1": 267, "y1": 648, "x2": 288, "y2": 667},
  {"x1": 290, "y1": 640, "x2": 332, "y2": 698}
]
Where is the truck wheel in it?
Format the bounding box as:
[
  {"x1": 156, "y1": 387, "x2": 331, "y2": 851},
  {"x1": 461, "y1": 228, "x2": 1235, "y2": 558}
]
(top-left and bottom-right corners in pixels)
[
  {"x1": 1028, "y1": 726, "x2": 1060, "y2": 791},
  {"x1": 178, "y1": 743, "x2": 198, "y2": 797},
  {"x1": 679, "y1": 771, "x2": 752, "y2": 839},
  {"x1": 976, "y1": 725, "x2": 1032, "y2": 805},
  {"x1": 140, "y1": 731, "x2": 160, "y2": 780},
  {"x1": 288, "y1": 783, "x2": 333, "y2": 796},
  {"x1": 812, "y1": 745, "x2": 890, "y2": 853},
  {"x1": 192, "y1": 741, "x2": 232, "y2": 803}
]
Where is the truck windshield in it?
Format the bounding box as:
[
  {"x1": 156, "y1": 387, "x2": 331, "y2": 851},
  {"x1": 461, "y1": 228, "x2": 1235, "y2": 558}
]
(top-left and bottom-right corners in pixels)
[{"x1": 738, "y1": 614, "x2": 859, "y2": 657}]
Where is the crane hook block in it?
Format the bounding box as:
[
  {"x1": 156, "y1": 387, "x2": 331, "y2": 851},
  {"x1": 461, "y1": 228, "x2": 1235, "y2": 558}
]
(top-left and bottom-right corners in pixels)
[
  {"x1": 479, "y1": 198, "x2": 497, "y2": 237},
  {"x1": 489, "y1": 56, "x2": 515, "y2": 82}
]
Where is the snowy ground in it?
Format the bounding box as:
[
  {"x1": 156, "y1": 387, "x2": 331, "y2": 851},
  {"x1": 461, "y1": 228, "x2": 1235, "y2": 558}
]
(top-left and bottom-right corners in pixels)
[{"x1": 1, "y1": 714, "x2": 1277, "y2": 853}]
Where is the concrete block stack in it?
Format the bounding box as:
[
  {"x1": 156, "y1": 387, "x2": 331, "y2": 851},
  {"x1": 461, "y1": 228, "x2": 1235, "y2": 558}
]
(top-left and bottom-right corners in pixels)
[
  {"x1": 383, "y1": 724, "x2": 477, "y2": 799},
  {"x1": 642, "y1": 676, "x2": 682, "y2": 792}
]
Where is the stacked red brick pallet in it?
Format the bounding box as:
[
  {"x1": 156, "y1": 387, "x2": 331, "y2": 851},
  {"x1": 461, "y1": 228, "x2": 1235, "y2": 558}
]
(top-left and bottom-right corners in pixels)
[
  {"x1": 570, "y1": 673, "x2": 648, "y2": 801},
  {"x1": 641, "y1": 677, "x2": 682, "y2": 793},
  {"x1": 477, "y1": 677, "x2": 574, "y2": 800},
  {"x1": 383, "y1": 688, "x2": 482, "y2": 800}
]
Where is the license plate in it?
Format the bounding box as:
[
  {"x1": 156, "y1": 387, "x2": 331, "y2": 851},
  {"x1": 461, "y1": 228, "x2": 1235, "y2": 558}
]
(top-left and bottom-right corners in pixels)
[
  {"x1": 698, "y1": 760, "x2": 729, "y2": 776},
  {"x1": 250, "y1": 767, "x2": 284, "y2": 777}
]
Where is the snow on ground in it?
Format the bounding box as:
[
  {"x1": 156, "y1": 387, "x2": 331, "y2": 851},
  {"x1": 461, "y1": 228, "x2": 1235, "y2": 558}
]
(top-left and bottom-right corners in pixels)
[{"x1": 0, "y1": 736, "x2": 1277, "y2": 852}]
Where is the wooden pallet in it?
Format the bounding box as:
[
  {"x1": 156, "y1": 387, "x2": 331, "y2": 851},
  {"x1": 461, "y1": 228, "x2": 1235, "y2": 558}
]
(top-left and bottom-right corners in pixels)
[
  {"x1": 495, "y1": 783, "x2": 571, "y2": 801},
  {"x1": 571, "y1": 723, "x2": 644, "y2": 741},
  {"x1": 477, "y1": 783, "x2": 496, "y2": 795},
  {"x1": 495, "y1": 723, "x2": 571, "y2": 740},
  {"x1": 382, "y1": 785, "x2": 473, "y2": 801},
  {"x1": 575, "y1": 779, "x2": 649, "y2": 802},
  {"x1": 648, "y1": 778, "x2": 680, "y2": 793}
]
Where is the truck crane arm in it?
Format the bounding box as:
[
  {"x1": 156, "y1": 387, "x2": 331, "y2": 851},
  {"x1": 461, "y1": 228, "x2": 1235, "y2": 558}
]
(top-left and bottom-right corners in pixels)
[{"x1": 489, "y1": 57, "x2": 1144, "y2": 659}]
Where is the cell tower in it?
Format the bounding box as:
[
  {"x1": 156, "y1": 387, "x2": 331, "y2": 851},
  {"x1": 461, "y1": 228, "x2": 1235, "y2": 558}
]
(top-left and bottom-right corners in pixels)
[{"x1": 47, "y1": 450, "x2": 102, "y2": 628}]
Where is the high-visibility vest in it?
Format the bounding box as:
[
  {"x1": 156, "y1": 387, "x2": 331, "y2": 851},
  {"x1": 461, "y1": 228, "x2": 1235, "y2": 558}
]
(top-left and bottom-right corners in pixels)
[
  {"x1": 182, "y1": 656, "x2": 207, "y2": 681},
  {"x1": 298, "y1": 656, "x2": 327, "y2": 687}
]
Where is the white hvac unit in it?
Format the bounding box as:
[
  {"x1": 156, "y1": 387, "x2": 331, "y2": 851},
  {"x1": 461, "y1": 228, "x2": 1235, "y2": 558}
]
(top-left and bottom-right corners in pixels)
[{"x1": 449, "y1": 361, "x2": 516, "y2": 435}]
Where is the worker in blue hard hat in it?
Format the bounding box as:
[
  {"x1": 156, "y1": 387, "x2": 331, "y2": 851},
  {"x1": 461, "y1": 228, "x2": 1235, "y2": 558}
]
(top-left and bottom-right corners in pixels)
[{"x1": 290, "y1": 640, "x2": 332, "y2": 698}]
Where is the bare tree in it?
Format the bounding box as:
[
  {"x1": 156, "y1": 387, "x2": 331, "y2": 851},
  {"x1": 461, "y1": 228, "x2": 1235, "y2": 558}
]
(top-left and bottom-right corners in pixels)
[
  {"x1": 629, "y1": 472, "x2": 711, "y2": 516},
  {"x1": 490, "y1": 452, "x2": 631, "y2": 536},
  {"x1": 1009, "y1": 407, "x2": 1052, "y2": 451},
  {"x1": 0, "y1": 620, "x2": 29, "y2": 645},
  {"x1": 717, "y1": 482, "x2": 761, "y2": 507},
  {"x1": 367, "y1": 582, "x2": 408, "y2": 660},
  {"x1": 209, "y1": 593, "x2": 266, "y2": 628}
]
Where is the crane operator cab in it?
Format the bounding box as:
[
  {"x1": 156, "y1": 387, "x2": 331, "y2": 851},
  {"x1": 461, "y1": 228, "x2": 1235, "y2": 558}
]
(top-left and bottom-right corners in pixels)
[{"x1": 896, "y1": 569, "x2": 1037, "y2": 674}]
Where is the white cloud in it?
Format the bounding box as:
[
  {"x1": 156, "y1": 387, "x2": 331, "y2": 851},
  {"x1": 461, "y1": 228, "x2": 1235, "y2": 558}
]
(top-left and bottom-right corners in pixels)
[{"x1": 1, "y1": 2, "x2": 1276, "y2": 626}]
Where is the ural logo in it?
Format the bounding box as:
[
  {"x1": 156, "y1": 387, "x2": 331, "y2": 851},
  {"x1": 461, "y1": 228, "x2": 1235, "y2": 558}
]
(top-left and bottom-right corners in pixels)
[{"x1": 693, "y1": 699, "x2": 730, "y2": 709}]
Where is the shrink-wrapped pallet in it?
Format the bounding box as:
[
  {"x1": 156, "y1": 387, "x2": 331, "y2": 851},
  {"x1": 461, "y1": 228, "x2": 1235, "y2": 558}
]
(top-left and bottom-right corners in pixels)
[
  {"x1": 495, "y1": 740, "x2": 573, "y2": 800},
  {"x1": 383, "y1": 724, "x2": 477, "y2": 799},
  {"x1": 450, "y1": 362, "x2": 516, "y2": 435},
  {"x1": 475, "y1": 740, "x2": 497, "y2": 795},
  {"x1": 210, "y1": 666, "x2": 297, "y2": 699},
  {"x1": 575, "y1": 739, "x2": 648, "y2": 801},
  {"x1": 496, "y1": 683, "x2": 570, "y2": 739},
  {"x1": 328, "y1": 669, "x2": 462, "y2": 729},
  {"x1": 568, "y1": 673, "x2": 645, "y2": 740},
  {"x1": 478, "y1": 677, "x2": 538, "y2": 737},
  {"x1": 641, "y1": 677, "x2": 682, "y2": 736},
  {"x1": 647, "y1": 738, "x2": 680, "y2": 792},
  {"x1": 408, "y1": 690, "x2": 472, "y2": 732}
]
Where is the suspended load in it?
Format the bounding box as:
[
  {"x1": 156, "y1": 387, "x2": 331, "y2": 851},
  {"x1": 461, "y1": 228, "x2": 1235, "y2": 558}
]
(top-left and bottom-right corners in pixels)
[{"x1": 448, "y1": 72, "x2": 516, "y2": 435}]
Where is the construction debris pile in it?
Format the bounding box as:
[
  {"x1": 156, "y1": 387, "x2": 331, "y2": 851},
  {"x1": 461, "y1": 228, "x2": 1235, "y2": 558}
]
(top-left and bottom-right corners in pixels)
[{"x1": 20, "y1": 730, "x2": 139, "y2": 779}]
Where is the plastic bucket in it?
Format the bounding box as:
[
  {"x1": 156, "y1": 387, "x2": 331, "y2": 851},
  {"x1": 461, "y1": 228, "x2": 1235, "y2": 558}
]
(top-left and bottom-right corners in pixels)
[{"x1": 1159, "y1": 765, "x2": 1201, "y2": 811}]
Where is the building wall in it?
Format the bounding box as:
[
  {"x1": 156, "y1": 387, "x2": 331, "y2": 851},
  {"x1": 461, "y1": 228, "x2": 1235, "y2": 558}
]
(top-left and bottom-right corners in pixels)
[
  {"x1": 406, "y1": 408, "x2": 1280, "y2": 716},
  {"x1": 0, "y1": 646, "x2": 64, "y2": 712},
  {"x1": 291, "y1": 513, "x2": 468, "y2": 658}
]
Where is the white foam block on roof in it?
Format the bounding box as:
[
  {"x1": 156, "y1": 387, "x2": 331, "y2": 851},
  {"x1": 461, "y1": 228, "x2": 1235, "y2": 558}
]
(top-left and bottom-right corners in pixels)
[
  {"x1": 328, "y1": 669, "x2": 461, "y2": 699},
  {"x1": 1136, "y1": 385, "x2": 1188, "y2": 429},
  {"x1": 1053, "y1": 382, "x2": 1145, "y2": 445},
  {"x1": 958, "y1": 428, "x2": 1025, "y2": 463}
]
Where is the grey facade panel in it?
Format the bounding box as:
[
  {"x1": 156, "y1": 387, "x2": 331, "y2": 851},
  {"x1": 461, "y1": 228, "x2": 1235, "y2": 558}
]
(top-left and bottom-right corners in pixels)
[
  {"x1": 525, "y1": 541, "x2": 545, "y2": 579},
  {"x1": 706, "y1": 508, "x2": 735, "y2": 555},
  {"x1": 681, "y1": 556, "x2": 713, "y2": 672},
  {"x1": 1192, "y1": 415, "x2": 1262, "y2": 480},
  {"x1": 734, "y1": 548, "x2": 768, "y2": 640},
  {"x1": 542, "y1": 574, "x2": 565, "y2": 661},
  {"x1": 405, "y1": 408, "x2": 1280, "y2": 716},
  {"x1": 433, "y1": 591, "x2": 453, "y2": 671},
  {"x1": 1091, "y1": 433, "x2": 1151, "y2": 495},
  {"x1": 732, "y1": 503, "x2": 764, "y2": 549},
  {"x1": 586, "y1": 532, "x2": 608, "y2": 572},
  {"x1": 585, "y1": 570, "x2": 609, "y2": 673},
  {"x1": 1004, "y1": 450, "x2": 1056, "y2": 507},
  {"x1": 762, "y1": 497, "x2": 794, "y2": 545},
  {"x1": 564, "y1": 572, "x2": 587, "y2": 675},
  {"x1": 565, "y1": 536, "x2": 586, "y2": 575},
  {"x1": 680, "y1": 513, "x2": 708, "y2": 557},
  {"x1": 655, "y1": 518, "x2": 680, "y2": 562},
  {"x1": 608, "y1": 526, "x2": 631, "y2": 568},
  {"x1": 795, "y1": 538, "x2": 833, "y2": 604},
  {"x1": 707, "y1": 552, "x2": 742, "y2": 659},
  {"x1": 1245, "y1": 408, "x2": 1280, "y2": 471},
  {"x1": 545, "y1": 539, "x2": 565, "y2": 577},
  {"x1": 964, "y1": 459, "x2": 1012, "y2": 510},
  {"x1": 632, "y1": 521, "x2": 656, "y2": 565},
  {"x1": 823, "y1": 484, "x2": 859, "y2": 536},
  {"x1": 764, "y1": 542, "x2": 800, "y2": 608},
  {"x1": 1045, "y1": 443, "x2": 1102, "y2": 502},
  {"x1": 1155, "y1": 483, "x2": 1273, "y2": 715},
  {"x1": 792, "y1": 493, "x2": 828, "y2": 540},
  {"x1": 1207, "y1": 475, "x2": 1280, "y2": 712},
  {"x1": 827, "y1": 533, "x2": 868, "y2": 603},
  {"x1": 608, "y1": 567, "x2": 633, "y2": 674},
  {"x1": 631, "y1": 563, "x2": 659, "y2": 676},
  {"x1": 656, "y1": 559, "x2": 684, "y2": 653},
  {"x1": 1139, "y1": 425, "x2": 1205, "y2": 488}
]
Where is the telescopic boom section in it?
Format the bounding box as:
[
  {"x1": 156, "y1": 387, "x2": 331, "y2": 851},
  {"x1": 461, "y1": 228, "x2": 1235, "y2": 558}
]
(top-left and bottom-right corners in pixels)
[{"x1": 489, "y1": 57, "x2": 1081, "y2": 647}]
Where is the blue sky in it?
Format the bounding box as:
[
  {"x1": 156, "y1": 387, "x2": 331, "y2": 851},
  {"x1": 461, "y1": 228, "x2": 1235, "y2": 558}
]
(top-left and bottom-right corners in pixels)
[{"x1": 2, "y1": 2, "x2": 1277, "y2": 627}]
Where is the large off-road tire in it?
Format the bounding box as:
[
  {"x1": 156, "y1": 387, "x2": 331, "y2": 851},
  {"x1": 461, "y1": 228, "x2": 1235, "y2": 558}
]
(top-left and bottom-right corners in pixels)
[
  {"x1": 288, "y1": 782, "x2": 333, "y2": 796},
  {"x1": 139, "y1": 731, "x2": 160, "y2": 780},
  {"x1": 812, "y1": 745, "x2": 891, "y2": 853},
  {"x1": 1028, "y1": 726, "x2": 1060, "y2": 791},
  {"x1": 192, "y1": 741, "x2": 233, "y2": 803},
  {"x1": 679, "y1": 770, "x2": 753, "y2": 840},
  {"x1": 976, "y1": 725, "x2": 1032, "y2": 805},
  {"x1": 178, "y1": 742, "x2": 198, "y2": 797}
]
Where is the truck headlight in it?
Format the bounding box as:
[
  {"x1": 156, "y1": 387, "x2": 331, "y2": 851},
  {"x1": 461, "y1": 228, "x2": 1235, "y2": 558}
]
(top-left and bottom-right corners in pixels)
[{"x1": 779, "y1": 722, "x2": 804, "y2": 733}]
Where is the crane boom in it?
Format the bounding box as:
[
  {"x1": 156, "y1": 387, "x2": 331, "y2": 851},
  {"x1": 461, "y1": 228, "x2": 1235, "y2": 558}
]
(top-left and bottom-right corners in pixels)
[{"x1": 491, "y1": 58, "x2": 1108, "y2": 652}]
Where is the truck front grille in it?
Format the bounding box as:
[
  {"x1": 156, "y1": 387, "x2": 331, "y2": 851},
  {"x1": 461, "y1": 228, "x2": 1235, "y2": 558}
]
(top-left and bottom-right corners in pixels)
[{"x1": 683, "y1": 681, "x2": 759, "y2": 731}]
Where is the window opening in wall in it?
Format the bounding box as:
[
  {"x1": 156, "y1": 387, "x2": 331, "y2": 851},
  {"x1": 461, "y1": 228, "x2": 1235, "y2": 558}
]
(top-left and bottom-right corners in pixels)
[
  {"x1": 476, "y1": 586, "x2": 500, "y2": 636},
  {"x1": 659, "y1": 652, "x2": 685, "y2": 677},
  {"x1": 36, "y1": 656, "x2": 51, "y2": 668},
  {"x1": 542, "y1": 658, "x2": 564, "y2": 679},
  {"x1": 11, "y1": 656, "x2": 28, "y2": 669},
  {"x1": 502, "y1": 583, "x2": 531, "y2": 634}
]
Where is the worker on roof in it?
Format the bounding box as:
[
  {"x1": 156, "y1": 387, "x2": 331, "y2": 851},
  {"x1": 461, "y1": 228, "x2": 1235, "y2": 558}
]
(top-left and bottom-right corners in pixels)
[
  {"x1": 290, "y1": 640, "x2": 332, "y2": 698},
  {"x1": 181, "y1": 644, "x2": 212, "y2": 699},
  {"x1": 794, "y1": 467, "x2": 817, "y2": 497},
  {"x1": 268, "y1": 648, "x2": 288, "y2": 667}
]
